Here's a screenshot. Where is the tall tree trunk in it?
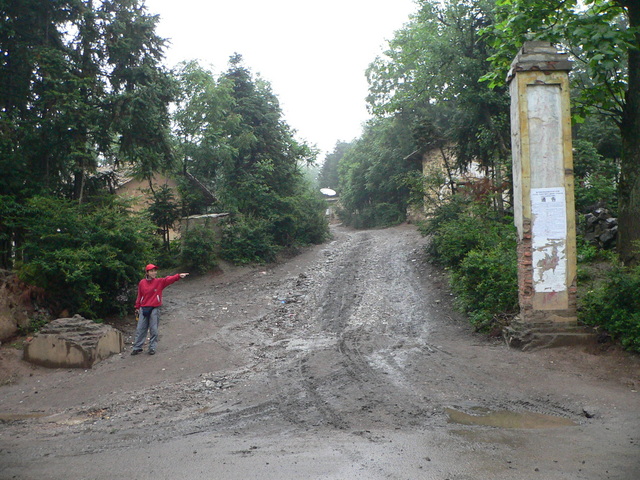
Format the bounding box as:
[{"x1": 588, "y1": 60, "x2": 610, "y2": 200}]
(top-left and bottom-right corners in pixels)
[
  {"x1": 617, "y1": 0, "x2": 640, "y2": 265},
  {"x1": 439, "y1": 146, "x2": 457, "y2": 195},
  {"x1": 74, "y1": 169, "x2": 86, "y2": 204},
  {"x1": 72, "y1": 0, "x2": 96, "y2": 204}
]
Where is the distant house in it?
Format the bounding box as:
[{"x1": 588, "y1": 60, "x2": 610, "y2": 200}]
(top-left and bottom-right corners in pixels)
[
  {"x1": 105, "y1": 168, "x2": 217, "y2": 241},
  {"x1": 115, "y1": 172, "x2": 178, "y2": 214},
  {"x1": 405, "y1": 146, "x2": 489, "y2": 222},
  {"x1": 178, "y1": 212, "x2": 230, "y2": 253}
]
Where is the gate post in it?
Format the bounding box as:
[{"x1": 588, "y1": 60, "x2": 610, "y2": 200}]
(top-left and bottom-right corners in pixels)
[{"x1": 504, "y1": 41, "x2": 595, "y2": 349}]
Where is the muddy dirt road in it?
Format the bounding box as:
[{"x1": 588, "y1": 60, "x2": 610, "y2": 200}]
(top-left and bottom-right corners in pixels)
[{"x1": 1, "y1": 224, "x2": 639, "y2": 479}]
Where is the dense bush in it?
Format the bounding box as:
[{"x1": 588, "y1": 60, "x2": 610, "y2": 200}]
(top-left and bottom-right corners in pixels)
[
  {"x1": 219, "y1": 185, "x2": 329, "y2": 265},
  {"x1": 579, "y1": 262, "x2": 640, "y2": 352},
  {"x1": 268, "y1": 190, "x2": 330, "y2": 247},
  {"x1": 572, "y1": 138, "x2": 618, "y2": 213},
  {"x1": 426, "y1": 214, "x2": 491, "y2": 268},
  {"x1": 336, "y1": 117, "x2": 416, "y2": 229},
  {"x1": 220, "y1": 214, "x2": 278, "y2": 264},
  {"x1": 181, "y1": 225, "x2": 218, "y2": 273},
  {"x1": 417, "y1": 195, "x2": 468, "y2": 237},
  {"x1": 423, "y1": 201, "x2": 514, "y2": 268},
  {"x1": 422, "y1": 199, "x2": 519, "y2": 332},
  {"x1": 338, "y1": 202, "x2": 406, "y2": 229},
  {"x1": 451, "y1": 242, "x2": 518, "y2": 331},
  {"x1": 16, "y1": 196, "x2": 156, "y2": 319}
]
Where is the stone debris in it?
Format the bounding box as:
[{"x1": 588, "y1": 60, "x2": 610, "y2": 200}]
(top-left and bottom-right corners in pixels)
[
  {"x1": 23, "y1": 314, "x2": 123, "y2": 368},
  {"x1": 583, "y1": 207, "x2": 617, "y2": 249}
]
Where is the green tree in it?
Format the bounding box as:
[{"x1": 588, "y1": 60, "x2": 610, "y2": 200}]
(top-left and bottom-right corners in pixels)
[
  {"x1": 0, "y1": 0, "x2": 80, "y2": 199},
  {"x1": 172, "y1": 56, "x2": 328, "y2": 262},
  {"x1": 572, "y1": 114, "x2": 620, "y2": 213},
  {"x1": 482, "y1": 0, "x2": 640, "y2": 264},
  {"x1": 0, "y1": 0, "x2": 175, "y2": 268},
  {"x1": 147, "y1": 184, "x2": 181, "y2": 251},
  {"x1": 102, "y1": 0, "x2": 176, "y2": 169},
  {"x1": 173, "y1": 60, "x2": 237, "y2": 189},
  {"x1": 217, "y1": 54, "x2": 316, "y2": 213},
  {"x1": 0, "y1": 0, "x2": 174, "y2": 200},
  {"x1": 338, "y1": 115, "x2": 417, "y2": 228},
  {"x1": 319, "y1": 141, "x2": 351, "y2": 192},
  {"x1": 366, "y1": 0, "x2": 511, "y2": 208}
]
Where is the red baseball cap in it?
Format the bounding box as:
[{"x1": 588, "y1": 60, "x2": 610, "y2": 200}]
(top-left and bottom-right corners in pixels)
[{"x1": 145, "y1": 264, "x2": 159, "y2": 271}]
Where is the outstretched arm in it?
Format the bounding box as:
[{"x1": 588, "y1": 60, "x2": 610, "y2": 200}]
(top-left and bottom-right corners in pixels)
[{"x1": 159, "y1": 273, "x2": 190, "y2": 288}]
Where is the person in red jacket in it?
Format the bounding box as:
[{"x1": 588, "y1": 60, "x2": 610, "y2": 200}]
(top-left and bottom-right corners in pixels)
[{"x1": 132, "y1": 264, "x2": 189, "y2": 355}]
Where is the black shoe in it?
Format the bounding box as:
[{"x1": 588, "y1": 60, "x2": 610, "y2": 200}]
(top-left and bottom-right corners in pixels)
[
  {"x1": 131, "y1": 349, "x2": 142, "y2": 356},
  {"x1": 148, "y1": 349, "x2": 156, "y2": 355}
]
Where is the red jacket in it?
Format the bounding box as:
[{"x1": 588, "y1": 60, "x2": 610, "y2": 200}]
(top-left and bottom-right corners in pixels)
[{"x1": 134, "y1": 274, "x2": 181, "y2": 309}]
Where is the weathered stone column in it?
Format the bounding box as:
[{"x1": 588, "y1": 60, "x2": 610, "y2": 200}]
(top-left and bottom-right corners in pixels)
[{"x1": 504, "y1": 41, "x2": 594, "y2": 349}]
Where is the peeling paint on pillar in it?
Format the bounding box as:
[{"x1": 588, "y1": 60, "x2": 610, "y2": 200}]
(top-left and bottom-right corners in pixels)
[{"x1": 505, "y1": 42, "x2": 594, "y2": 348}]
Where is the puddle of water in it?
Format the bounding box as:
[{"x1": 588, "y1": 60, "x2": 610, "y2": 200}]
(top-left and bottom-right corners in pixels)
[{"x1": 445, "y1": 407, "x2": 576, "y2": 429}]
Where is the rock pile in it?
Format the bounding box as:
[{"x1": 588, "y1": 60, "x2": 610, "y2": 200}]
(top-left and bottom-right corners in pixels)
[
  {"x1": 24, "y1": 314, "x2": 123, "y2": 368},
  {"x1": 583, "y1": 207, "x2": 617, "y2": 249}
]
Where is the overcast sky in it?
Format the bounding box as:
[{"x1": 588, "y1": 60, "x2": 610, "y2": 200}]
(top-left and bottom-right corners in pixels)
[{"x1": 144, "y1": 0, "x2": 418, "y2": 158}]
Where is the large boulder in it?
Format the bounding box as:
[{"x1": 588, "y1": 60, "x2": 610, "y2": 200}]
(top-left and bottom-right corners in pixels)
[{"x1": 24, "y1": 315, "x2": 123, "y2": 368}]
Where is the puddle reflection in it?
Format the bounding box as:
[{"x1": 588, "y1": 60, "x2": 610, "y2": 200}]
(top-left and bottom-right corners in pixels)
[{"x1": 445, "y1": 407, "x2": 576, "y2": 429}]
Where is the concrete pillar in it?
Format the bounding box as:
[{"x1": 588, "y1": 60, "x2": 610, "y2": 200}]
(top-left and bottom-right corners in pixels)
[{"x1": 504, "y1": 41, "x2": 594, "y2": 349}]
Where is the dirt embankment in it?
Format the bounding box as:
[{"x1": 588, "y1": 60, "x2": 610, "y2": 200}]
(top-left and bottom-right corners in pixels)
[
  {"x1": 0, "y1": 272, "x2": 40, "y2": 343},
  {"x1": 0, "y1": 224, "x2": 639, "y2": 480}
]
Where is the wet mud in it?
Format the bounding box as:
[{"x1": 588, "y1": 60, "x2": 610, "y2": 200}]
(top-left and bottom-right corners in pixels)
[{"x1": 0, "y1": 224, "x2": 639, "y2": 479}]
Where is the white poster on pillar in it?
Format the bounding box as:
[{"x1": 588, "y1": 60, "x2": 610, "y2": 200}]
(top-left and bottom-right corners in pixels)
[{"x1": 531, "y1": 187, "x2": 568, "y2": 293}]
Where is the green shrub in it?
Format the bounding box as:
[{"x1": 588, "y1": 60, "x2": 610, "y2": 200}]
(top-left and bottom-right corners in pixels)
[
  {"x1": 155, "y1": 238, "x2": 182, "y2": 270},
  {"x1": 580, "y1": 263, "x2": 640, "y2": 352},
  {"x1": 577, "y1": 238, "x2": 600, "y2": 263},
  {"x1": 220, "y1": 214, "x2": 278, "y2": 264},
  {"x1": 576, "y1": 231, "x2": 616, "y2": 263},
  {"x1": 269, "y1": 190, "x2": 330, "y2": 247},
  {"x1": 339, "y1": 202, "x2": 406, "y2": 229},
  {"x1": 181, "y1": 225, "x2": 218, "y2": 273},
  {"x1": 422, "y1": 198, "x2": 518, "y2": 332},
  {"x1": 371, "y1": 203, "x2": 406, "y2": 227},
  {"x1": 17, "y1": 196, "x2": 155, "y2": 318},
  {"x1": 426, "y1": 203, "x2": 514, "y2": 269},
  {"x1": 451, "y1": 243, "x2": 518, "y2": 331},
  {"x1": 417, "y1": 195, "x2": 469, "y2": 237},
  {"x1": 427, "y1": 215, "x2": 488, "y2": 267},
  {"x1": 572, "y1": 138, "x2": 618, "y2": 213}
]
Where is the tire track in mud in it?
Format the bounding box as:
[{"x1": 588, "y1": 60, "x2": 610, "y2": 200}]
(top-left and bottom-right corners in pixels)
[
  {"x1": 172, "y1": 227, "x2": 436, "y2": 435},
  {"x1": 3, "y1": 225, "x2": 587, "y2": 449},
  {"x1": 262, "y1": 226, "x2": 584, "y2": 433},
  {"x1": 266, "y1": 227, "x2": 440, "y2": 432},
  {"x1": 3, "y1": 225, "x2": 639, "y2": 480},
  {"x1": 174, "y1": 225, "x2": 578, "y2": 437}
]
